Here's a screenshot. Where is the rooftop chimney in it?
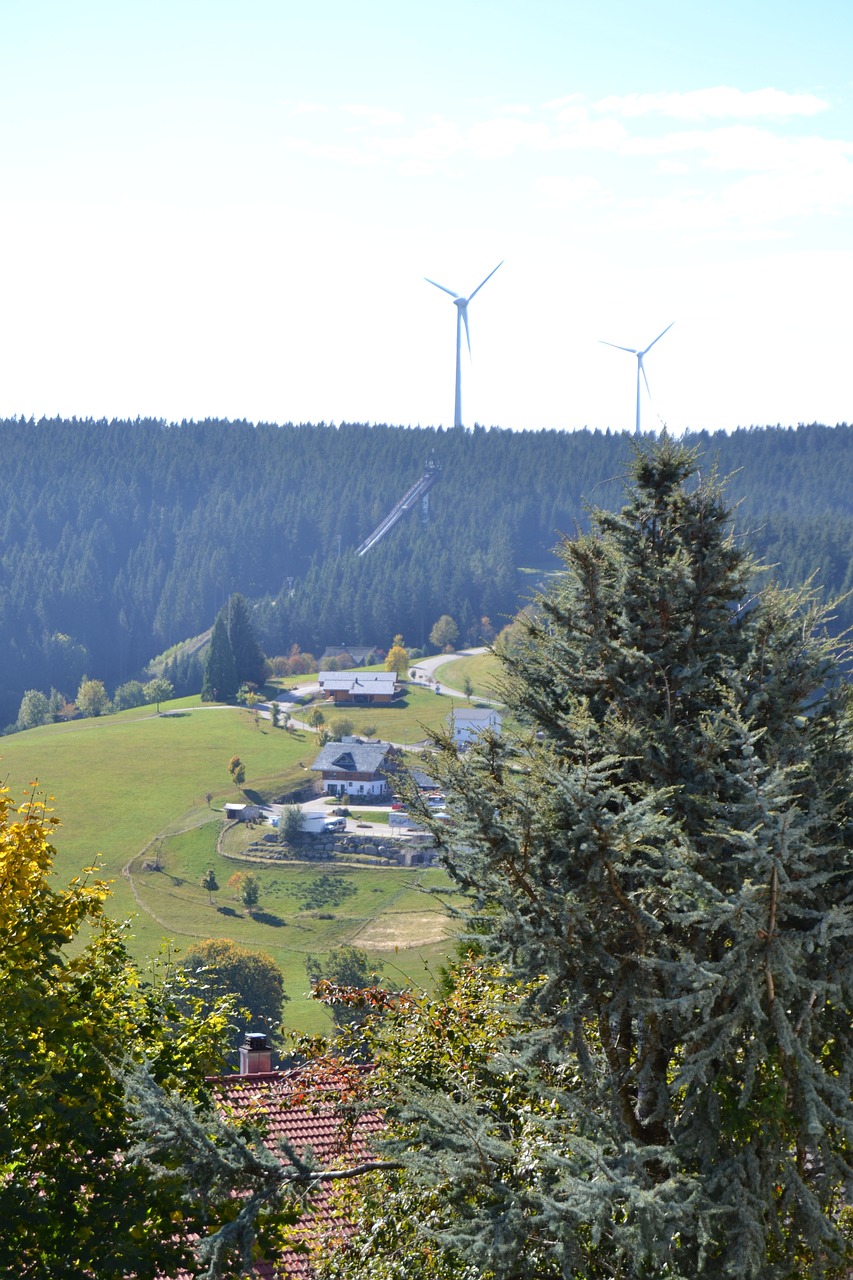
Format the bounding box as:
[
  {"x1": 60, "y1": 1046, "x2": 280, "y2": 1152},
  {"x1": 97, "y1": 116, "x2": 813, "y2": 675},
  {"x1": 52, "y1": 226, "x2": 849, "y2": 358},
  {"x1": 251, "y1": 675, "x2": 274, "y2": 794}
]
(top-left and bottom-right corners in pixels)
[{"x1": 239, "y1": 1031, "x2": 272, "y2": 1075}]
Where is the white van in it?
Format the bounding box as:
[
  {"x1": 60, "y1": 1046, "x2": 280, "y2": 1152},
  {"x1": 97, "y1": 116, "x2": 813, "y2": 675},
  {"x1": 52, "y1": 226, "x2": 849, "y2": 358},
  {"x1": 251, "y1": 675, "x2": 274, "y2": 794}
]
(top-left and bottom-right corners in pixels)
[{"x1": 300, "y1": 813, "x2": 346, "y2": 834}]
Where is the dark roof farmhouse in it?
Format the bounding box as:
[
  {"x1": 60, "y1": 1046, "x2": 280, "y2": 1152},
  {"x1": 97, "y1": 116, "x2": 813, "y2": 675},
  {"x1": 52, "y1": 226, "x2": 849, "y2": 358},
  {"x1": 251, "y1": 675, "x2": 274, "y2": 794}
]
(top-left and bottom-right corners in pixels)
[
  {"x1": 321, "y1": 645, "x2": 379, "y2": 667},
  {"x1": 311, "y1": 739, "x2": 397, "y2": 797}
]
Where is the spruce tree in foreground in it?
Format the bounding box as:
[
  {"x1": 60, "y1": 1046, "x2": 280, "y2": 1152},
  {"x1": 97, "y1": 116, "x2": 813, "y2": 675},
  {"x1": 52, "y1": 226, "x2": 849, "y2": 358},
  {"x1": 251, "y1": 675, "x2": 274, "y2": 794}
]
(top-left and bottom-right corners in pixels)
[{"x1": 378, "y1": 441, "x2": 853, "y2": 1279}]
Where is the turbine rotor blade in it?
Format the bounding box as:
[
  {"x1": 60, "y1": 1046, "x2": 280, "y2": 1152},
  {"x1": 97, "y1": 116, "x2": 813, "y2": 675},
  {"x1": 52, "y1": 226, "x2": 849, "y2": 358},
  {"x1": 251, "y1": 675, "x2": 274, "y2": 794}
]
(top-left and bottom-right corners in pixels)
[
  {"x1": 599, "y1": 340, "x2": 639, "y2": 354},
  {"x1": 466, "y1": 260, "x2": 503, "y2": 303},
  {"x1": 425, "y1": 277, "x2": 460, "y2": 299},
  {"x1": 641, "y1": 361, "x2": 652, "y2": 398},
  {"x1": 462, "y1": 307, "x2": 471, "y2": 355},
  {"x1": 640, "y1": 321, "x2": 675, "y2": 356}
]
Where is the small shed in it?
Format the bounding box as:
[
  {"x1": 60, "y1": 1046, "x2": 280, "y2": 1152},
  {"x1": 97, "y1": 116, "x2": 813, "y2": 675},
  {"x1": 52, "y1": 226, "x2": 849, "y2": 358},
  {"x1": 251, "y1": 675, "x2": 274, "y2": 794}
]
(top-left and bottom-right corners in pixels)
[{"x1": 224, "y1": 802, "x2": 262, "y2": 822}]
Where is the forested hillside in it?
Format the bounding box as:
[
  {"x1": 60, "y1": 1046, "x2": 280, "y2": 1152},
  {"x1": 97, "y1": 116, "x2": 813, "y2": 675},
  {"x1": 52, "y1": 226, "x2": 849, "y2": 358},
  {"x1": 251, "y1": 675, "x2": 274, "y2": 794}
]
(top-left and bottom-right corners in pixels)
[{"x1": 2, "y1": 417, "x2": 852, "y2": 729}]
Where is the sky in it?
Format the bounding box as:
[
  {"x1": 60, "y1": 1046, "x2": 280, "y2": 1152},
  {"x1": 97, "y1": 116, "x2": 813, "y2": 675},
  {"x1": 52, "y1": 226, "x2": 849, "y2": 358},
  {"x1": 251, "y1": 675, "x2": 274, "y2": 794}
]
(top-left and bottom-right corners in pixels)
[{"x1": 1, "y1": 0, "x2": 852, "y2": 434}]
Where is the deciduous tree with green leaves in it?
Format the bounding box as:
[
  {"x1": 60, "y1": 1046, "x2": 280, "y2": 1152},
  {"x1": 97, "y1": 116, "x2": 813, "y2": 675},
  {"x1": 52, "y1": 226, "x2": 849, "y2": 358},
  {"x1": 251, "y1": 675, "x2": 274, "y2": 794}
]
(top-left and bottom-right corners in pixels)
[
  {"x1": 305, "y1": 945, "x2": 384, "y2": 1029},
  {"x1": 240, "y1": 872, "x2": 260, "y2": 914},
  {"x1": 366, "y1": 441, "x2": 853, "y2": 1280},
  {"x1": 143, "y1": 675, "x2": 174, "y2": 712},
  {"x1": 16, "y1": 687, "x2": 51, "y2": 730},
  {"x1": 113, "y1": 678, "x2": 147, "y2": 710},
  {"x1": 0, "y1": 784, "x2": 236, "y2": 1279},
  {"x1": 201, "y1": 865, "x2": 220, "y2": 905},
  {"x1": 76, "y1": 675, "x2": 111, "y2": 717},
  {"x1": 181, "y1": 937, "x2": 286, "y2": 1041},
  {"x1": 429, "y1": 614, "x2": 459, "y2": 652}
]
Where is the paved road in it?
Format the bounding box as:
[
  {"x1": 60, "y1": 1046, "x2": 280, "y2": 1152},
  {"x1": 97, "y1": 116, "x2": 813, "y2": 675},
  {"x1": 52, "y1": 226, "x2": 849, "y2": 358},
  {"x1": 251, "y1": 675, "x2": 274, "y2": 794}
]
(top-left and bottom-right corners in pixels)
[
  {"x1": 408, "y1": 647, "x2": 487, "y2": 698},
  {"x1": 248, "y1": 656, "x2": 496, "y2": 836},
  {"x1": 256, "y1": 647, "x2": 497, "y2": 744}
]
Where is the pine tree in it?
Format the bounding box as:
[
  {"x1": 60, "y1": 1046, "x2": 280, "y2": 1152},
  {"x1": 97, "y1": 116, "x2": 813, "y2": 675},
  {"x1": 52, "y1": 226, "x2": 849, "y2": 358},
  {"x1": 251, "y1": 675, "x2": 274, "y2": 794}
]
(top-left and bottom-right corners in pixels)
[
  {"x1": 226, "y1": 593, "x2": 266, "y2": 687},
  {"x1": 202, "y1": 615, "x2": 238, "y2": 701},
  {"x1": 384, "y1": 440, "x2": 853, "y2": 1280}
]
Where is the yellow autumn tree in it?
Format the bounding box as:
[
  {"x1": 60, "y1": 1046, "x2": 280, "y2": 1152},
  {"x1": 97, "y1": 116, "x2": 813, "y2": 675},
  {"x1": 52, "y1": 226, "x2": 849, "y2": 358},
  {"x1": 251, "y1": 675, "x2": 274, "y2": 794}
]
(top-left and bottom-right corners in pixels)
[
  {"x1": 384, "y1": 634, "x2": 409, "y2": 676},
  {"x1": 0, "y1": 782, "x2": 234, "y2": 1278}
]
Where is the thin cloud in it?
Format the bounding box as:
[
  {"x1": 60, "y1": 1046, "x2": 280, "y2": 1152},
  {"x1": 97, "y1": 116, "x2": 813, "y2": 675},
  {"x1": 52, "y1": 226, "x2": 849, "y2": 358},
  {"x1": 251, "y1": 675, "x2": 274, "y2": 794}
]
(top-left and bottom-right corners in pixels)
[
  {"x1": 290, "y1": 101, "x2": 329, "y2": 116},
  {"x1": 533, "y1": 175, "x2": 601, "y2": 210},
  {"x1": 275, "y1": 89, "x2": 853, "y2": 232},
  {"x1": 593, "y1": 87, "x2": 828, "y2": 121},
  {"x1": 280, "y1": 137, "x2": 383, "y2": 168},
  {"x1": 343, "y1": 104, "x2": 404, "y2": 127},
  {"x1": 625, "y1": 125, "x2": 853, "y2": 179}
]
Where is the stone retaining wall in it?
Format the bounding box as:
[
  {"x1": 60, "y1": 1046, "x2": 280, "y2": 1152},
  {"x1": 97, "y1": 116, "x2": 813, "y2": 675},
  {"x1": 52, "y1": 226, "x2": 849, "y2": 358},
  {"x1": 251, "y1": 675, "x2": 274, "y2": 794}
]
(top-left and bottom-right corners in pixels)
[{"x1": 250, "y1": 829, "x2": 438, "y2": 867}]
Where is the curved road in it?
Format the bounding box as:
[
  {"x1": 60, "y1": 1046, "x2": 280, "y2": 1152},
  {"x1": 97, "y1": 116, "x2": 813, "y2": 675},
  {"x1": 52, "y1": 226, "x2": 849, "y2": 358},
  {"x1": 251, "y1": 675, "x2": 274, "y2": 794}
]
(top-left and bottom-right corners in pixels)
[{"x1": 407, "y1": 646, "x2": 487, "y2": 698}]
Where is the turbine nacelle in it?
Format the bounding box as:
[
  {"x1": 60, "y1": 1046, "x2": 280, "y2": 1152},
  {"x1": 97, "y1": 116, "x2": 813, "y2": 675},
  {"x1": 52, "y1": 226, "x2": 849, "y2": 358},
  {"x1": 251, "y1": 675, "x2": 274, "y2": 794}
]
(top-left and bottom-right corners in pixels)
[
  {"x1": 425, "y1": 261, "x2": 503, "y2": 428},
  {"x1": 599, "y1": 322, "x2": 674, "y2": 435}
]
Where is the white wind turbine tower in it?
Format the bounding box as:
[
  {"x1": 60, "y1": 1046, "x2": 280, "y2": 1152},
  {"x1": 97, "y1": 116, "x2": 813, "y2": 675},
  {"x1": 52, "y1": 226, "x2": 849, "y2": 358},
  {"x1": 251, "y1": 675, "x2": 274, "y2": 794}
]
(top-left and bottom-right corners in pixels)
[
  {"x1": 600, "y1": 321, "x2": 675, "y2": 435},
  {"x1": 425, "y1": 261, "x2": 503, "y2": 428}
]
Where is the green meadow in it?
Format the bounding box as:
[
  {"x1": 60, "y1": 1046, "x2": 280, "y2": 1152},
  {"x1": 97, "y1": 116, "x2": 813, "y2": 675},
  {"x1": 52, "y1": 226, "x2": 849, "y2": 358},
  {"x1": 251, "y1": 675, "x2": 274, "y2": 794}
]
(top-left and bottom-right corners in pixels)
[
  {"x1": 0, "y1": 689, "x2": 473, "y2": 1032},
  {"x1": 130, "y1": 825, "x2": 456, "y2": 1031},
  {"x1": 300, "y1": 680, "x2": 470, "y2": 745},
  {"x1": 433, "y1": 652, "x2": 503, "y2": 700}
]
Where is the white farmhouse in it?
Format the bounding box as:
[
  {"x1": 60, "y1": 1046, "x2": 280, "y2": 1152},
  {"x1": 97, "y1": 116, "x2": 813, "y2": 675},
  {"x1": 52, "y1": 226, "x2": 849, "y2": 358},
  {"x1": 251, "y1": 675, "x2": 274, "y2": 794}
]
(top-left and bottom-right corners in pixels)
[
  {"x1": 310, "y1": 739, "x2": 397, "y2": 798},
  {"x1": 448, "y1": 706, "x2": 502, "y2": 748}
]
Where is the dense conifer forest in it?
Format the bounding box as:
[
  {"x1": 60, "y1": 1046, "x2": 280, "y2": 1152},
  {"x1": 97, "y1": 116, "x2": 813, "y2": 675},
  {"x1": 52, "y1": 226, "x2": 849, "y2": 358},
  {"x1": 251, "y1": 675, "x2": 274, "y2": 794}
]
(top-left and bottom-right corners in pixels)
[{"x1": 2, "y1": 416, "x2": 852, "y2": 728}]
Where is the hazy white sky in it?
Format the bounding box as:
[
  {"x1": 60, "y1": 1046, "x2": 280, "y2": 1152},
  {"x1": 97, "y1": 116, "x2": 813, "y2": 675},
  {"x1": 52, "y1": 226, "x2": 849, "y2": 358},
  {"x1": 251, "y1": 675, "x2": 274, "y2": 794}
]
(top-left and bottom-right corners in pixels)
[{"x1": 1, "y1": 0, "x2": 852, "y2": 432}]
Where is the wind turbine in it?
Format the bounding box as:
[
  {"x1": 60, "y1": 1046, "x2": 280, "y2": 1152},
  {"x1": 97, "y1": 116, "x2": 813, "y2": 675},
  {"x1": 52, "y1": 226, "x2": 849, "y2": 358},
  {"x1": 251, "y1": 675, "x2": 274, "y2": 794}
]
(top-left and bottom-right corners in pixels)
[
  {"x1": 600, "y1": 321, "x2": 674, "y2": 435},
  {"x1": 425, "y1": 261, "x2": 503, "y2": 428}
]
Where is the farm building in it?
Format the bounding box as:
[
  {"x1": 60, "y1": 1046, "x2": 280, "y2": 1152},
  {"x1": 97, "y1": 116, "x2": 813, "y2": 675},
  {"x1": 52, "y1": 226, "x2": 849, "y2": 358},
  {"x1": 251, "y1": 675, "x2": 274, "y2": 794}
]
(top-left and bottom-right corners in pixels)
[
  {"x1": 320, "y1": 645, "x2": 379, "y2": 667},
  {"x1": 447, "y1": 706, "x2": 502, "y2": 748},
  {"x1": 224, "y1": 802, "x2": 262, "y2": 822},
  {"x1": 317, "y1": 670, "x2": 399, "y2": 705},
  {"x1": 310, "y1": 739, "x2": 397, "y2": 798}
]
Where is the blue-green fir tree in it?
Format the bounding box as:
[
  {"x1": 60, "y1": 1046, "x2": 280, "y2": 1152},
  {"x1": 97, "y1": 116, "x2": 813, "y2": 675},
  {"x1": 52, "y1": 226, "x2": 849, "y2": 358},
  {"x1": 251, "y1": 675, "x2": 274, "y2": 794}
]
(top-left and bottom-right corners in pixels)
[{"x1": 373, "y1": 440, "x2": 853, "y2": 1280}]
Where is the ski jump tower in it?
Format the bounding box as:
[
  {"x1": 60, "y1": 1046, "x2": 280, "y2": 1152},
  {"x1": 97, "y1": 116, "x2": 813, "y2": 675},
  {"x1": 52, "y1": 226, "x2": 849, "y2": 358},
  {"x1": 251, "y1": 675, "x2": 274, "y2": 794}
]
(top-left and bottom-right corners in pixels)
[{"x1": 356, "y1": 459, "x2": 440, "y2": 556}]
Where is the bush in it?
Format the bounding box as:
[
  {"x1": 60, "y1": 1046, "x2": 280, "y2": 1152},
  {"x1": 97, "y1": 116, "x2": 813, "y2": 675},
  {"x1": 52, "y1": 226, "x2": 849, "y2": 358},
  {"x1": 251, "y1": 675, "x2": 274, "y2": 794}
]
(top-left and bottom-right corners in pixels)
[{"x1": 279, "y1": 807, "x2": 303, "y2": 843}]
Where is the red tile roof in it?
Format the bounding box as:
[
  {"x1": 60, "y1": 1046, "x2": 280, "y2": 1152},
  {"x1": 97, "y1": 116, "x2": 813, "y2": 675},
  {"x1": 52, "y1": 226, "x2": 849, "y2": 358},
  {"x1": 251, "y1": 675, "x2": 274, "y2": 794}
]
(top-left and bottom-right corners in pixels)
[{"x1": 208, "y1": 1064, "x2": 382, "y2": 1278}]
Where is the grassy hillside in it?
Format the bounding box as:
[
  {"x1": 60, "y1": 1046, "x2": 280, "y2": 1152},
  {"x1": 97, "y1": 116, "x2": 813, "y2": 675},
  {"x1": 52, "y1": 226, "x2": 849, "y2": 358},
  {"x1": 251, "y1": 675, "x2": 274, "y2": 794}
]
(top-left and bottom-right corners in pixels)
[
  {"x1": 296, "y1": 680, "x2": 472, "y2": 744},
  {"x1": 131, "y1": 827, "x2": 456, "y2": 1030},
  {"x1": 0, "y1": 692, "x2": 467, "y2": 1031},
  {"x1": 433, "y1": 652, "x2": 503, "y2": 700}
]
